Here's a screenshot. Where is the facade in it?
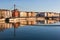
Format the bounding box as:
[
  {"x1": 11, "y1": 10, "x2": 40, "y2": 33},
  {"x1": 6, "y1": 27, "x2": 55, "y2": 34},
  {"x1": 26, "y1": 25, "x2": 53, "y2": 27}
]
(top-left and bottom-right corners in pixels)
[
  {"x1": 0, "y1": 9, "x2": 12, "y2": 18},
  {"x1": 36, "y1": 12, "x2": 60, "y2": 17},
  {"x1": 0, "y1": 9, "x2": 60, "y2": 25},
  {"x1": 20, "y1": 11, "x2": 27, "y2": 17},
  {"x1": 28, "y1": 12, "x2": 36, "y2": 17},
  {"x1": 12, "y1": 9, "x2": 20, "y2": 18},
  {"x1": 20, "y1": 11, "x2": 36, "y2": 17},
  {"x1": 36, "y1": 12, "x2": 45, "y2": 17},
  {"x1": 47, "y1": 12, "x2": 59, "y2": 17}
]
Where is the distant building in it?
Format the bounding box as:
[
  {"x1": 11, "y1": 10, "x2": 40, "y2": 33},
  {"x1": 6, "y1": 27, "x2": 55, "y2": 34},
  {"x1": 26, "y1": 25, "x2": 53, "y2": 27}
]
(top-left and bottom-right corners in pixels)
[
  {"x1": 12, "y1": 9, "x2": 20, "y2": 18},
  {"x1": 47, "y1": 12, "x2": 59, "y2": 17},
  {"x1": 36, "y1": 12, "x2": 59, "y2": 17},
  {"x1": 28, "y1": 12, "x2": 36, "y2": 17},
  {"x1": 20, "y1": 11, "x2": 36, "y2": 17},
  {"x1": 36, "y1": 12, "x2": 45, "y2": 17},
  {"x1": 0, "y1": 9, "x2": 12, "y2": 18},
  {"x1": 20, "y1": 11, "x2": 27, "y2": 17}
]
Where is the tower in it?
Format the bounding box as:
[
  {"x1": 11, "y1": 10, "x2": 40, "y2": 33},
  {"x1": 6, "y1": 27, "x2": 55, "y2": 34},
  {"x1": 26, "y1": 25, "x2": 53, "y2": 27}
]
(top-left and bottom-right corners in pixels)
[{"x1": 12, "y1": 4, "x2": 20, "y2": 18}]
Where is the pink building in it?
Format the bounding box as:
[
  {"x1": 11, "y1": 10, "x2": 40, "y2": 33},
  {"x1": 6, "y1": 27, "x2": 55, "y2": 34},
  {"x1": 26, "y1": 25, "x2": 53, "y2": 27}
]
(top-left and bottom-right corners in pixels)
[{"x1": 12, "y1": 9, "x2": 20, "y2": 18}]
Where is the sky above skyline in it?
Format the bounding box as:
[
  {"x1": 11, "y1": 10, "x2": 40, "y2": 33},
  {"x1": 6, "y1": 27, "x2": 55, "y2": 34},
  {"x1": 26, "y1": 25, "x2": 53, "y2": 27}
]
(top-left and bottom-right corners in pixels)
[{"x1": 0, "y1": 0, "x2": 60, "y2": 12}]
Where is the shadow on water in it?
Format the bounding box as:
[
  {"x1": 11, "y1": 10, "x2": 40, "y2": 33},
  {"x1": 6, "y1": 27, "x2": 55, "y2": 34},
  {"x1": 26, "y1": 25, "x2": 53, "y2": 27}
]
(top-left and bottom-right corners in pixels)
[{"x1": 5, "y1": 18, "x2": 9, "y2": 23}]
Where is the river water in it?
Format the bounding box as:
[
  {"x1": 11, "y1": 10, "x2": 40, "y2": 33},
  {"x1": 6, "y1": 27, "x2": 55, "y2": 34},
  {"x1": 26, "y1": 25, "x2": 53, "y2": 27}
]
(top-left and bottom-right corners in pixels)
[{"x1": 0, "y1": 23, "x2": 60, "y2": 40}]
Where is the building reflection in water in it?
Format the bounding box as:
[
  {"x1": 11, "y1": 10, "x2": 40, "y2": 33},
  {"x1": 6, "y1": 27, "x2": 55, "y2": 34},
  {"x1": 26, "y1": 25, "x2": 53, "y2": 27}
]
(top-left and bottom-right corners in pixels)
[
  {"x1": 0, "y1": 18, "x2": 59, "y2": 32},
  {"x1": 0, "y1": 22, "x2": 21, "y2": 32},
  {"x1": 0, "y1": 22, "x2": 21, "y2": 38},
  {"x1": 0, "y1": 23, "x2": 12, "y2": 32},
  {"x1": 12, "y1": 22, "x2": 20, "y2": 28},
  {"x1": 37, "y1": 19, "x2": 59, "y2": 24},
  {"x1": 0, "y1": 19, "x2": 59, "y2": 38}
]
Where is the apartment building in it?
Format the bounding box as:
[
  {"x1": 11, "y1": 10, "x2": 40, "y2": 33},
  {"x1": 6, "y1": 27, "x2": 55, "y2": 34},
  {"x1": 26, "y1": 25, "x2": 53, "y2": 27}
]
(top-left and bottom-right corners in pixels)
[
  {"x1": 47, "y1": 12, "x2": 59, "y2": 17},
  {"x1": 36, "y1": 12, "x2": 60, "y2": 17},
  {"x1": 28, "y1": 12, "x2": 36, "y2": 17},
  {"x1": 12, "y1": 9, "x2": 20, "y2": 18},
  {"x1": 36, "y1": 12, "x2": 45, "y2": 17},
  {"x1": 0, "y1": 9, "x2": 12, "y2": 18},
  {"x1": 20, "y1": 11, "x2": 27, "y2": 17},
  {"x1": 20, "y1": 11, "x2": 36, "y2": 17}
]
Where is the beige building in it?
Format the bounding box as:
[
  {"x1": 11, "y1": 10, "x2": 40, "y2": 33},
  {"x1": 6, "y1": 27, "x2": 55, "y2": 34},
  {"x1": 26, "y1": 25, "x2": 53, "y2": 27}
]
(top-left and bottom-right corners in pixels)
[
  {"x1": 20, "y1": 11, "x2": 27, "y2": 17},
  {"x1": 0, "y1": 9, "x2": 12, "y2": 18},
  {"x1": 20, "y1": 11, "x2": 36, "y2": 17},
  {"x1": 47, "y1": 12, "x2": 59, "y2": 17},
  {"x1": 28, "y1": 12, "x2": 36, "y2": 17},
  {"x1": 39, "y1": 12, "x2": 60, "y2": 17}
]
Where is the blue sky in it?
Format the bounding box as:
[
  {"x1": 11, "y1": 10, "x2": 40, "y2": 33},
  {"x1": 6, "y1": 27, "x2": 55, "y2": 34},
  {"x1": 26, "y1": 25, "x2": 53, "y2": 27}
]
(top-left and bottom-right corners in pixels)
[{"x1": 0, "y1": 0, "x2": 60, "y2": 12}]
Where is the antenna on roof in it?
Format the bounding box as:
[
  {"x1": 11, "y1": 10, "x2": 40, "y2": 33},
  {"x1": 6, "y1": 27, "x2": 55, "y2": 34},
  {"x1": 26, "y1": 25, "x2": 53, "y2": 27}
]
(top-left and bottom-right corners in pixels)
[{"x1": 14, "y1": 4, "x2": 16, "y2": 10}]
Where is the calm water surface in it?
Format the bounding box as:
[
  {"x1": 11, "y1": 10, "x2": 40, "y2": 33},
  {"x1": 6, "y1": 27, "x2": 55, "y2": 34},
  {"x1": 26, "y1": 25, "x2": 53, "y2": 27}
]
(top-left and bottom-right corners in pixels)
[{"x1": 0, "y1": 23, "x2": 60, "y2": 40}]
